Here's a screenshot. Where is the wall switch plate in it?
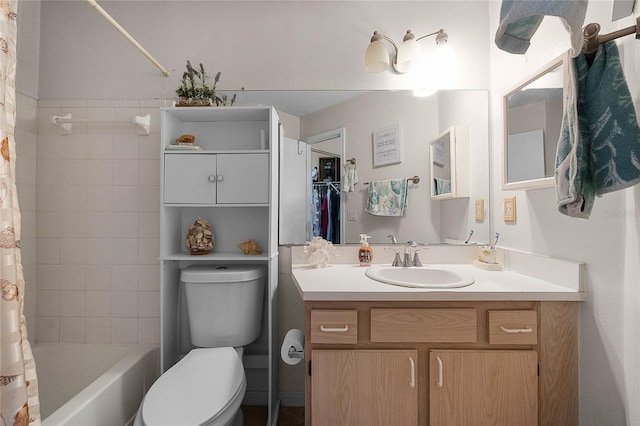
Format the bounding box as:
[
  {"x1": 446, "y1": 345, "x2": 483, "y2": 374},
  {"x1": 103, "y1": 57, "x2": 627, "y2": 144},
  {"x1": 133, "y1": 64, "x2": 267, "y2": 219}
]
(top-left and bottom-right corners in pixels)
[
  {"x1": 504, "y1": 196, "x2": 517, "y2": 222},
  {"x1": 474, "y1": 199, "x2": 485, "y2": 222},
  {"x1": 347, "y1": 209, "x2": 358, "y2": 221}
]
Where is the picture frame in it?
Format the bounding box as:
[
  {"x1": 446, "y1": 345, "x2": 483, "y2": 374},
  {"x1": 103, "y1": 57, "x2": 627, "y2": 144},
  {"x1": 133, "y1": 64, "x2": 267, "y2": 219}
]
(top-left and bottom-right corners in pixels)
[{"x1": 372, "y1": 124, "x2": 401, "y2": 167}]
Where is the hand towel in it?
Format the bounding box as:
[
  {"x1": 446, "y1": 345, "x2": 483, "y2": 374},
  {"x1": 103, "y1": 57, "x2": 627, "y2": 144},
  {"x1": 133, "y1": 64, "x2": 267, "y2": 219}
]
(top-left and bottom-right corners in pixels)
[
  {"x1": 555, "y1": 54, "x2": 595, "y2": 218},
  {"x1": 342, "y1": 162, "x2": 359, "y2": 192},
  {"x1": 495, "y1": 0, "x2": 587, "y2": 57},
  {"x1": 434, "y1": 178, "x2": 452, "y2": 196},
  {"x1": 365, "y1": 179, "x2": 408, "y2": 217},
  {"x1": 555, "y1": 41, "x2": 640, "y2": 219},
  {"x1": 579, "y1": 41, "x2": 640, "y2": 196}
]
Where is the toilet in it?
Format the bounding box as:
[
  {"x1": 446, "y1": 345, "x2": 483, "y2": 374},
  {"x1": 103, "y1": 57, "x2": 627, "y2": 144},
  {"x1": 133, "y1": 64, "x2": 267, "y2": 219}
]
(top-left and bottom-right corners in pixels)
[{"x1": 134, "y1": 264, "x2": 265, "y2": 426}]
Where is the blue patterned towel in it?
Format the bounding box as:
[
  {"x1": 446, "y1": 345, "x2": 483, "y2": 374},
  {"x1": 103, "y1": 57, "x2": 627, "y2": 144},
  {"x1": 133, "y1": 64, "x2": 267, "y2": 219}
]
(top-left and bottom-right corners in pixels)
[
  {"x1": 495, "y1": 0, "x2": 587, "y2": 56},
  {"x1": 365, "y1": 179, "x2": 408, "y2": 216},
  {"x1": 556, "y1": 41, "x2": 640, "y2": 218}
]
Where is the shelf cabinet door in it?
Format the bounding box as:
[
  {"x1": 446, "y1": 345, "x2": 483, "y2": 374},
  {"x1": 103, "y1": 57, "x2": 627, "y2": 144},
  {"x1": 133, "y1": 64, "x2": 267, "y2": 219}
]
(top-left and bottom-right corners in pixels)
[
  {"x1": 164, "y1": 154, "x2": 216, "y2": 204},
  {"x1": 217, "y1": 153, "x2": 269, "y2": 204},
  {"x1": 429, "y1": 350, "x2": 538, "y2": 426},
  {"x1": 311, "y1": 349, "x2": 418, "y2": 426}
]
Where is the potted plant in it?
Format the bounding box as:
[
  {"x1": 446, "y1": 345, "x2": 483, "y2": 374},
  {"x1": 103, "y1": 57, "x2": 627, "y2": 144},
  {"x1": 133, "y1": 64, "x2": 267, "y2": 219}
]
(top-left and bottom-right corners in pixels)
[{"x1": 176, "y1": 61, "x2": 237, "y2": 107}]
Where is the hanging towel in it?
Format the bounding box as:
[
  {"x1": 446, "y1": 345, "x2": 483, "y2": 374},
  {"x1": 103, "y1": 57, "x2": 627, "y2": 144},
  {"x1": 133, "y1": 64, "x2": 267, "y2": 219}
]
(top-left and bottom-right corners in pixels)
[
  {"x1": 342, "y1": 162, "x2": 359, "y2": 192},
  {"x1": 365, "y1": 179, "x2": 408, "y2": 216},
  {"x1": 495, "y1": 0, "x2": 587, "y2": 57},
  {"x1": 556, "y1": 41, "x2": 640, "y2": 218}
]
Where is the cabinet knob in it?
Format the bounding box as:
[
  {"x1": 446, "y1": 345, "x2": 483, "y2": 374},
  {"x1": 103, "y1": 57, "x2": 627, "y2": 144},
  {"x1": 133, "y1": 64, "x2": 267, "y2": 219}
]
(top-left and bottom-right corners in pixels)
[
  {"x1": 217, "y1": 175, "x2": 224, "y2": 182},
  {"x1": 208, "y1": 175, "x2": 216, "y2": 182}
]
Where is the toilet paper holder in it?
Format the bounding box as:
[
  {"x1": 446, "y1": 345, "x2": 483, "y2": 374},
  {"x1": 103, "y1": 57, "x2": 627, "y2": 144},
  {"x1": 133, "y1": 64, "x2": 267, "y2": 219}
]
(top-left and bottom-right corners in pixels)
[{"x1": 288, "y1": 346, "x2": 304, "y2": 359}]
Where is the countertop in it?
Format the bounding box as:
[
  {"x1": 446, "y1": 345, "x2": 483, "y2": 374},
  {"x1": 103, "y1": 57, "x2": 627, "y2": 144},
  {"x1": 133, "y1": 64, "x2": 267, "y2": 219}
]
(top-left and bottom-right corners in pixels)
[{"x1": 291, "y1": 263, "x2": 586, "y2": 302}]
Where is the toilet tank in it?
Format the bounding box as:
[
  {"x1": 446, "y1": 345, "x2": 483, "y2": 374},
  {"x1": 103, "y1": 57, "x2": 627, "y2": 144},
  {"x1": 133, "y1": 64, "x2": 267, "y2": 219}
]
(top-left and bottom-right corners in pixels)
[{"x1": 181, "y1": 265, "x2": 265, "y2": 348}]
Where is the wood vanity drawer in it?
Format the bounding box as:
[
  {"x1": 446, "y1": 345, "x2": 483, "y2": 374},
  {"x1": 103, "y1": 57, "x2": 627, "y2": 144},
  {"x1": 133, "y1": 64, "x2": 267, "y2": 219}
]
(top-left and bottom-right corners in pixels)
[
  {"x1": 370, "y1": 308, "x2": 477, "y2": 343},
  {"x1": 488, "y1": 310, "x2": 538, "y2": 345},
  {"x1": 310, "y1": 310, "x2": 358, "y2": 344}
]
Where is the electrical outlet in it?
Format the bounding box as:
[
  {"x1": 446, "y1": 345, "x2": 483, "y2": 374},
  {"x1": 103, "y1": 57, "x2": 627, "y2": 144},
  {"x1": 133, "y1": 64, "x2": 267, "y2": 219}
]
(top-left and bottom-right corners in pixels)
[
  {"x1": 347, "y1": 209, "x2": 358, "y2": 221},
  {"x1": 474, "y1": 199, "x2": 485, "y2": 222},
  {"x1": 504, "y1": 196, "x2": 516, "y2": 222}
]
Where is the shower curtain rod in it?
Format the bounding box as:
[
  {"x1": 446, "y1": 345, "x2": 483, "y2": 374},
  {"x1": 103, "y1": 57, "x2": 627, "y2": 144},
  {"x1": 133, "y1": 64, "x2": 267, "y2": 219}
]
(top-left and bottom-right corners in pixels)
[{"x1": 86, "y1": 0, "x2": 170, "y2": 77}]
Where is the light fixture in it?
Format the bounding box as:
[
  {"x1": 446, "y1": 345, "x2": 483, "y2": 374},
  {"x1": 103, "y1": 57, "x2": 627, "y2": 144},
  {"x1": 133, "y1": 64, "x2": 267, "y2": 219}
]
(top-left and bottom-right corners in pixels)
[{"x1": 365, "y1": 28, "x2": 449, "y2": 74}]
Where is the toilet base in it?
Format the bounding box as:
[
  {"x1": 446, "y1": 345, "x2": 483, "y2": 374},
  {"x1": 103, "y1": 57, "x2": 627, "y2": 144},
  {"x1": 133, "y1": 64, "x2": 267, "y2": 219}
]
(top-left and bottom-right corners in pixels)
[{"x1": 133, "y1": 403, "x2": 243, "y2": 426}]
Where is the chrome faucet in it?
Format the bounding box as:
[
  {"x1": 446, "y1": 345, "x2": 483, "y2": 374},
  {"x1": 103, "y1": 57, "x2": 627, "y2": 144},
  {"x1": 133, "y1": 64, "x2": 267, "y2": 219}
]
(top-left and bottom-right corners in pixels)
[
  {"x1": 387, "y1": 234, "x2": 398, "y2": 244},
  {"x1": 403, "y1": 241, "x2": 417, "y2": 267},
  {"x1": 384, "y1": 247, "x2": 403, "y2": 266}
]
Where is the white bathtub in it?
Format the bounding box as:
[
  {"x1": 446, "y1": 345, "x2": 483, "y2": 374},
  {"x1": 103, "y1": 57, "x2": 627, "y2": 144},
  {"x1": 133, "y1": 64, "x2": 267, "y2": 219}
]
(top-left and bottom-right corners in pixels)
[{"x1": 32, "y1": 343, "x2": 160, "y2": 426}]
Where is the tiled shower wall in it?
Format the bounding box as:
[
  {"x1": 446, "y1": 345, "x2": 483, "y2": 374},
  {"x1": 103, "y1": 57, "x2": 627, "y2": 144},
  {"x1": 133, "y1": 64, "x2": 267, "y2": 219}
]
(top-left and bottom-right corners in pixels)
[{"x1": 34, "y1": 99, "x2": 165, "y2": 344}]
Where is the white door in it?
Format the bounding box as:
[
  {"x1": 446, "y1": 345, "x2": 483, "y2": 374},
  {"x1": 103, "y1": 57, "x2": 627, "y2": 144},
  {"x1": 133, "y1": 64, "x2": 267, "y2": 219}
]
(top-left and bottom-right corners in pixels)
[
  {"x1": 217, "y1": 153, "x2": 269, "y2": 204},
  {"x1": 164, "y1": 154, "x2": 216, "y2": 204}
]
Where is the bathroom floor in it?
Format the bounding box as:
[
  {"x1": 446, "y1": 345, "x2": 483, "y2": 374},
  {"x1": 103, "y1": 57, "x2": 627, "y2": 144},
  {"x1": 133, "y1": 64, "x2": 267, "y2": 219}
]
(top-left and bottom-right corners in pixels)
[{"x1": 243, "y1": 405, "x2": 305, "y2": 425}]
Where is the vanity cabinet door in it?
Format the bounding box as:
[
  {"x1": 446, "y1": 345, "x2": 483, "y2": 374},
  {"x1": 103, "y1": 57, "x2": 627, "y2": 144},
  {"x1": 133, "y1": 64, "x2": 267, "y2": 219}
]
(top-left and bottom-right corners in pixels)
[
  {"x1": 216, "y1": 153, "x2": 269, "y2": 204},
  {"x1": 164, "y1": 154, "x2": 217, "y2": 204},
  {"x1": 429, "y1": 350, "x2": 538, "y2": 426},
  {"x1": 311, "y1": 349, "x2": 418, "y2": 426}
]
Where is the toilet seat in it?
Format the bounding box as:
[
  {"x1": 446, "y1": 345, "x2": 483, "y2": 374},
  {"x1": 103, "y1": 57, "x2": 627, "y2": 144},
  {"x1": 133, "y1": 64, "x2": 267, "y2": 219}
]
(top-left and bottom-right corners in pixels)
[{"x1": 141, "y1": 347, "x2": 245, "y2": 426}]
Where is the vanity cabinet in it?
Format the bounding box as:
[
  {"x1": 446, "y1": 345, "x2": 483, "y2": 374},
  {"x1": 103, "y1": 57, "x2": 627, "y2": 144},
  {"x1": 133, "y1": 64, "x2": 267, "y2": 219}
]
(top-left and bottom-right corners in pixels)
[
  {"x1": 304, "y1": 301, "x2": 578, "y2": 426},
  {"x1": 160, "y1": 106, "x2": 280, "y2": 423}
]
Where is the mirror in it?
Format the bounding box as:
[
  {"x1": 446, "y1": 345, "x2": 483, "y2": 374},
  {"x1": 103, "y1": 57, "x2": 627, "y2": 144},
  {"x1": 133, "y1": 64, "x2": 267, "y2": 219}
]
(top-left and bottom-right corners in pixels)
[
  {"x1": 429, "y1": 126, "x2": 468, "y2": 200},
  {"x1": 503, "y1": 52, "x2": 568, "y2": 190},
  {"x1": 223, "y1": 90, "x2": 490, "y2": 245}
]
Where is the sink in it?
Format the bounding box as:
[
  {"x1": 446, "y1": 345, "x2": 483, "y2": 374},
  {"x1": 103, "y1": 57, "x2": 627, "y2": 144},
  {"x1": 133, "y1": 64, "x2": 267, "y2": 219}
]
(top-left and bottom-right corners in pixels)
[{"x1": 365, "y1": 265, "x2": 475, "y2": 289}]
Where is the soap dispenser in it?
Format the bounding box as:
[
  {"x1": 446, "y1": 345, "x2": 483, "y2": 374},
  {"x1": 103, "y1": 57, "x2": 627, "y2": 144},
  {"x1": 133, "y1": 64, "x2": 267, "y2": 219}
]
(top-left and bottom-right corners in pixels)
[{"x1": 358, "y1": 234, "x2": 373, "y2": 266}]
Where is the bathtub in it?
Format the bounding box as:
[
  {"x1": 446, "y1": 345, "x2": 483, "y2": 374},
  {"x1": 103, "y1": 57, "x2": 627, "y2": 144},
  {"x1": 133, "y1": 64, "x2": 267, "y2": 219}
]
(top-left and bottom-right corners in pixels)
[{"x1": 32, "y1": 343, "x2": 160, "y2": 426}]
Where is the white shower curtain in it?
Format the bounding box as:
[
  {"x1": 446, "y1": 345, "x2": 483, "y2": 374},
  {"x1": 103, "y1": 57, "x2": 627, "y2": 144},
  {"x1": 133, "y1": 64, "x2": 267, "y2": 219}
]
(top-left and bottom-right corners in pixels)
[{"x1": 0, "y1": 0, "x2": 41, "y2": 424}]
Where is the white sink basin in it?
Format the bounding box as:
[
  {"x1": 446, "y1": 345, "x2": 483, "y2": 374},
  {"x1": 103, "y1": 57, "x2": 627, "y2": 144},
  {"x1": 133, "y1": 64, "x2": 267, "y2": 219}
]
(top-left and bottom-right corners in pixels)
[{"x1": 365, "y1": 265, "x2": 475, "y2": 289}]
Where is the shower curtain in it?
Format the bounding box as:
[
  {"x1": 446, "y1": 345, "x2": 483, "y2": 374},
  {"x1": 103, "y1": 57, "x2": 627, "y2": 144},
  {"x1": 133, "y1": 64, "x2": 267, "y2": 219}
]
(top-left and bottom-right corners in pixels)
[{"x1": 0, "y1": 0, "x2": 41, "y2": 424}]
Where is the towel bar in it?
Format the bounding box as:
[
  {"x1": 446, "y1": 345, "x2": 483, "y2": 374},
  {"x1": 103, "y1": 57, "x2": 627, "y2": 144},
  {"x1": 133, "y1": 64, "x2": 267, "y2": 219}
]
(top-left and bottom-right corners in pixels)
[{"x1": 364, "y1": 175, "x2": 420, "y2": 185}]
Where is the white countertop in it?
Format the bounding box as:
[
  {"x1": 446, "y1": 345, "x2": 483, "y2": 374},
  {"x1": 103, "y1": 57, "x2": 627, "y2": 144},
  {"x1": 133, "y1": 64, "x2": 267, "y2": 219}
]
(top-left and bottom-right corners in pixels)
[{"x1": 291, "y1": 263, "x2": 586, "y2": 302}]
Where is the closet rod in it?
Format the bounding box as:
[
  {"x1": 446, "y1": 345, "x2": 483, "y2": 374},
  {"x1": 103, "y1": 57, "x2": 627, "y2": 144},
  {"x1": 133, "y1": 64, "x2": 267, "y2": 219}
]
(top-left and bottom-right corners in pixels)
[
  {"x1": 582, "y1": 16, "x2": 640, "y2": 55},
  {"x1": 86, "y1": 0, "x2": 170, "y2": 77}
]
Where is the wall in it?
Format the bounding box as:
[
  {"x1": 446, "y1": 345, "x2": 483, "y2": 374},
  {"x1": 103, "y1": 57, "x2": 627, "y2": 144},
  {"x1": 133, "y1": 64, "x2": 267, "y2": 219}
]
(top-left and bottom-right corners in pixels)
[
  {"x1": 488, "y1": 2, "x2": 640, "y2": 424},
  {"x1": 34, "y1": 100, "x2": 164, "y2": 344}
]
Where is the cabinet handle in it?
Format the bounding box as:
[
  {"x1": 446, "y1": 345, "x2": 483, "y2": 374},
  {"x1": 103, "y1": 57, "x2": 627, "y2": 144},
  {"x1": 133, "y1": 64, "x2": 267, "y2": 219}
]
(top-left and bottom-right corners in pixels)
[
  {"x1": 499, "y1": 326, "x2": 533, "y2": 334},
  {"x1": 217, "y1": 175, "x2": 224, "y2": 182},
  {"x1": 319, "y1": 325, "x2": 349, "y2": 333},
  {"x1": 436, "y1": 356, "x2": 443, "y2": 388},
  {"x1": 408, "y1": 357, "x2": 415, "y2": 388},
  {"x1": 208, "y1": 175, "x2": 216, "y2": 182}
]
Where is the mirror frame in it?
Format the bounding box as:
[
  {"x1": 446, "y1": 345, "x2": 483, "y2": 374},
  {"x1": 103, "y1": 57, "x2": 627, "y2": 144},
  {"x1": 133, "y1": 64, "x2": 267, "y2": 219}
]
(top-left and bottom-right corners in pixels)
[{"x1": 502, "y1": 51, "x2": 569, "y2": 191}]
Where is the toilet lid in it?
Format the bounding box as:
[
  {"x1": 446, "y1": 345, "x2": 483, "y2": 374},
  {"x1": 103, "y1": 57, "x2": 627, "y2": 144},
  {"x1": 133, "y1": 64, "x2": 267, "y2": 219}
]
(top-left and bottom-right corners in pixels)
[{"x1": 142, "y1": 347, "x2": 244, "y2": 426}]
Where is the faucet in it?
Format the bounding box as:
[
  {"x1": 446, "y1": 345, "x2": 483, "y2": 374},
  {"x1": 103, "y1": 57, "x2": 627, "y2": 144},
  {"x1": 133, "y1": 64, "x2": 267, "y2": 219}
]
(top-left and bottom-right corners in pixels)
[
  {"x1": 387, "y1": 234, "x2": 397, "y2": 244},
  {"x1": 403, "y1": 241, "x2": 417, "y2": 267}
]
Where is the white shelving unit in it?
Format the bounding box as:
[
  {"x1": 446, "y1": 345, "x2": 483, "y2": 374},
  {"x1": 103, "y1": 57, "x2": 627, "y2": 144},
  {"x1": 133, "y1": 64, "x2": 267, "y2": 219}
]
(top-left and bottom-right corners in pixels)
[{"x1": 160, "y1": 106, "x2": 280, "y2": 425}]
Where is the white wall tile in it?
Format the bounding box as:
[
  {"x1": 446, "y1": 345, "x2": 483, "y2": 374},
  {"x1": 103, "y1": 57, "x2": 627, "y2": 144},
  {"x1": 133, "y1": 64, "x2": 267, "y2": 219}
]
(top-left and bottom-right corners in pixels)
[
  {"x1": 112, "y1": 239, "x2": 139, "y2": 264},
  {"x1": 37, "y1": 184, "x2": 61, "y2": 212},
  {"x1": 60, "y1": 290, "x2": 86, "y2": 317},
  {"x1": 85, "y1": 134, "x2": 113, "y2": 159},
  {"x1": 59, "y1": 159, "x2": 87, "y2": 184},
  {"x1": 86, "y1": 212, "x2": 113, "y2": 238},
  {"x1": 137, "y1": 291, "x2": 160, "y2": 317},
  {"x1": 36, "y1": 159, "x2": 62, "y2": 185},
  {"x1": 85, "y1": 265, "x2": 112, "y2": 291},
  {"x1": 60, "y1": 238, "x2": 87, "y2": 264},
  {"x1": 37, "y1": 290, "x2": 60, "y2": 317},
  {"x1": 137, "y1": 317, "x2": 160, "y2": 344},
  {"x1": 138, "y1": 265, "x2": 159, "y2": 291},
  {"x1": 139, "y1": 160, "x2": 159, "y2": 186},
  {"x1": 112, "y1": 318, "x2": 138, "y2": 344},
  {"x1": 36, "y1": 317, "x2": 60, "y2": 343},
  {"x1": 112, "y1": 186, "x2": 139, "y2": 211},
  {"x1": 37, "y1": 238, "x2": 60, "y2": 264},
  {"x1": 60, "y1": 212, "x2": 87, "y2": 238},
  {"x1": 59, "y1": 317, "x2": 85, "y2": 343},
  {"x1": 86, "y1": 238, "x2": 113, "y2": 264},
  {"x1": 86, "y1": 186, "x2": 113, "y2": 212},
  {"x1": 139, "y1": 134, "x2": 160, "y2": 160},
  {"x1": 113, "y1": 133, "x2": 139, "y2": 159},
  {"x1": 86, "y1": 159, "x2": 113, "y2": 186},
  {"x1": 113, "y1": 160, "x2": 139, "y2": 185},
  {"x1": 59, "y1": 185, "x2": 86, "y2": 212},
  {"x1": 60, "y1": 265, "x2": 86, "y2": 291},
  {"x1": 86, "y1": 291, "x2": 111, "y2": 317},
  {"x1": 58, "y1": 134, "x2": 87, "y2": 160},
  {"x1": 138, "y1": 239, "x2": 159, "y2": 265},
  {"x1": 112, "y1": 212, "x2": 138, "y2": 238},
  {"x1": 112, "y1": 291, "x2": 138, "y2": 317},
  {"x1": 112, "y1": 265, "x2": 138, "y2": 291},
  {"x1": 138, "y1": 187, "x2": 159, "y2": 212},
  {"x1": 85, "y1": 317, "x2": 111, "y2": 343},
  {"x1": 138, "y1": 212, "x2": 159, "y2": 239},
  {"x1": 36, "y1": 211, "x2": 60, "y2": 238},
  {"x1": 37, "y1": 264, "x2": 60, "y2": 292}
]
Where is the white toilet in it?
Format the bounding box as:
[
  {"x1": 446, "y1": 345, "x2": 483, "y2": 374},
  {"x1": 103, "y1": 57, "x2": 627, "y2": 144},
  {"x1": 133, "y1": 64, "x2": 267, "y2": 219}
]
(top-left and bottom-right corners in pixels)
[{"x1": 134, "y1": 265, "x2": 265, "y2": 426}]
